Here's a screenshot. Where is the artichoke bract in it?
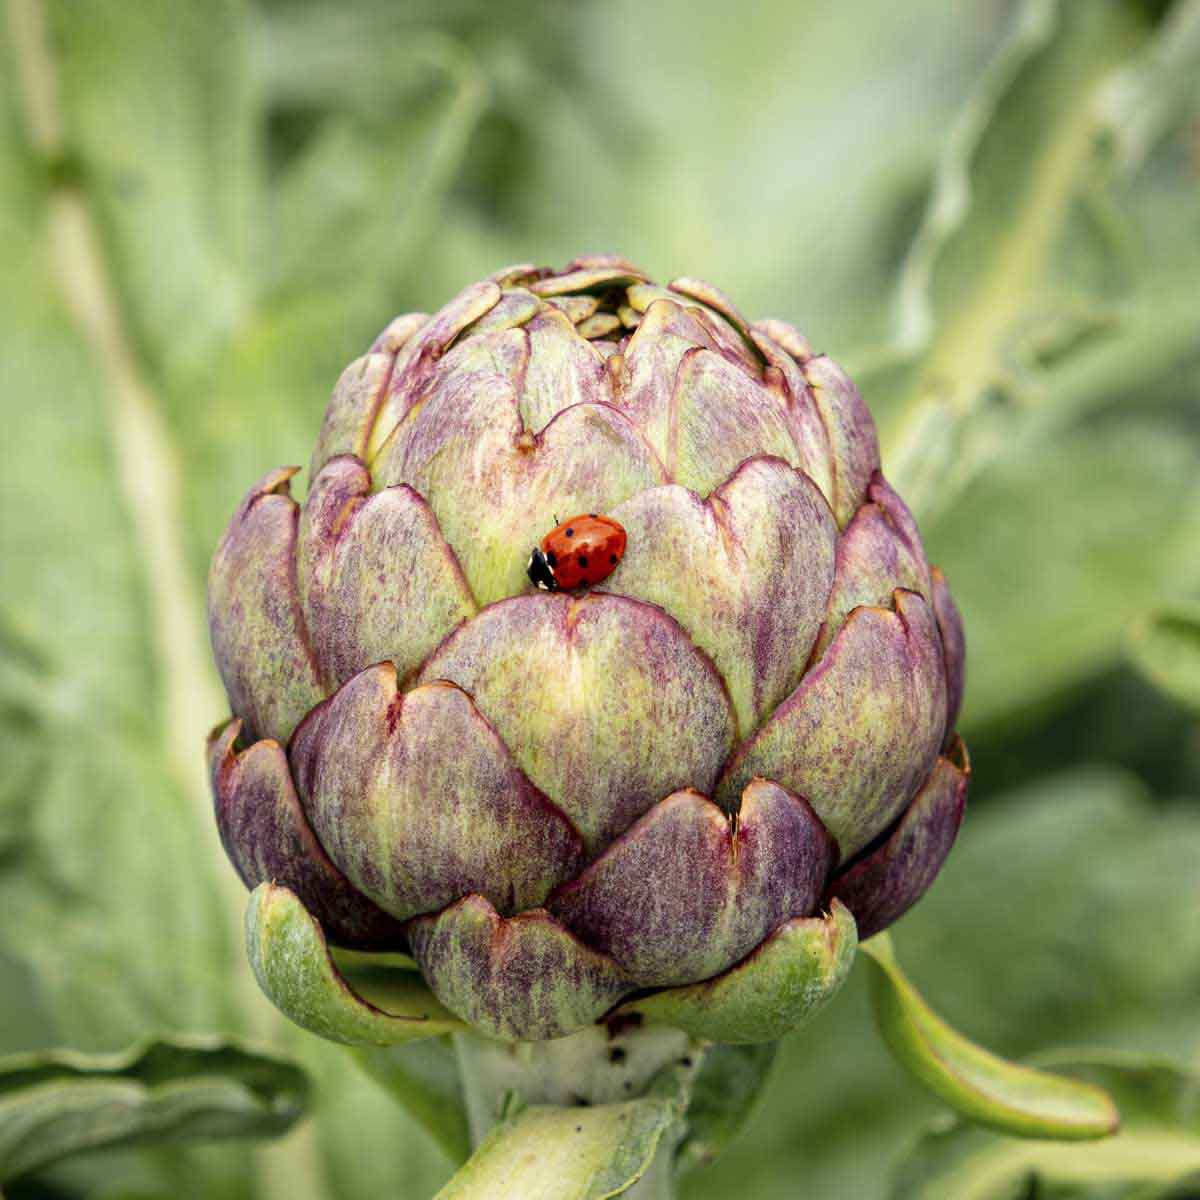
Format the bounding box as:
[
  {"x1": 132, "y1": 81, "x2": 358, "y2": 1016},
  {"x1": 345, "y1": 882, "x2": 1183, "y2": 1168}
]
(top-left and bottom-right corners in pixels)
[{"x1": 207, "y1": 256, "x2": 969, "y2": 1043}]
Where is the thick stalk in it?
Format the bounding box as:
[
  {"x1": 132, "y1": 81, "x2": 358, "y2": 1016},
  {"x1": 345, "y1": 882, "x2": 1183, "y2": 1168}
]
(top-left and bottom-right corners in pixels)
[{"x1": 453, "y1": 1023, "x2": 699, "y2": 1199}]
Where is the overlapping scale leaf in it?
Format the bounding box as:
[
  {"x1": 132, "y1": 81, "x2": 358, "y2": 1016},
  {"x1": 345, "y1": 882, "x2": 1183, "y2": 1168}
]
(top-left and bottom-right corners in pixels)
[
  {"x1": 802, "y1": 354, "x2": 881, "y2": 527},
  {"x1": 290, "y1": 663, "x2": 585, "y2": 922},
  {"x1": 931, "y1": 565, "x2": 966, "y2": 735},
  {"x1": 829, "y1": 736, "x2": 969, "y2": 939},
  {"x1": 749, "y1": 325, "x2": 834, "y2": 501},
  {"x1": 752, "y1": 317, "x2": 813, "y2": 363},
  {"x1": 815, "y1": 471, "x2": 931, "y2": 657},
  {"x1": 607, "y1": 457, "x2": 836, "y2": 735},
  {"x1": 668, "y1": 277, "x2": 757, "y2": 352},
  {"x1": 625, "y1": 283, "x2": 757, "y2": 375},
  {"x1": 407, "y1": 896, "x2": 630, "y2": 1041},
  {"x1": 367, "y1": 278, "x2": 504, "y2": 451},
  {"x1": 207, "y1": 468, "x2": 324, "y2": 744},
  {"x1": 309, "y1": 352, "x2": 395, "y2": 480},
  {"x1": 719, "y1": 589, "x2": 948, "y2": 860},
  {"x1": 618, "y1": 901, "x2": 857, "y2": 1044},
  {"x1": 548, "y1": 781, "x2": 835, "y2": 987},
  {"x1": 419, "y1": 593, "x2": 737, "y2": 853},
  {"x1": 617, "y1": 298, "x2": 722, "y2": 467},
  {"x1": 518, "y1": 307, "x2": 609, "y2": 431},
  {"x1": 671, "y1": 349, "x2": 807, "y2": 497},
  {"x1": 529, "y1": 263, "x2": 647, "y2": 297},
  {"x1": 368, "y1": 280, "x2": 503, "y2": 458},
  {"x1": 297, "y1": 455, "x2": 476, "y2": 690},
  {"x1": 208, "y1": 721, "x2": 404, "y2": 949},
  {"x1": 461, "y1": 287, "x2": 541, "y2": 336},
  {"x1": 372, "y1": 331, "x2": 663, "y2": 604}
]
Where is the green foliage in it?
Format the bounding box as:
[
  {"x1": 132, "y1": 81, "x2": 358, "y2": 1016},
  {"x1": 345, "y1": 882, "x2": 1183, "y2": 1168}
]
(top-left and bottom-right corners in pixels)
[
  {"x1": 889, "y1": 1054, "x2": 1200, "y2": 1199},
  {"x1": 862, "y1": 935, "x2": 1118, "y2": 1140},
  {"x1": 0, "y1": 1038, "x2": 306, "y2": 1183},
  {"x1": 1, "y1": 0, "x2": 1198, "y2": 1196},
  {"x1": 675, "y1": 1044, "x2": 777, "y2": 1176},
  {"x1": 435, "y1": 1059, "x2": 696, "y2": 1200},
  {"x1": 353, "y1": 1041, "x2": 470, "y2": 1165}
]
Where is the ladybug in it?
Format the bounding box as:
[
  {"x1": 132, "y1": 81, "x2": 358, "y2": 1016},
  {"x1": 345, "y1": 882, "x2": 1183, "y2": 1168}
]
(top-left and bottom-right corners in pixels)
[{"x1": 527, "y1": 514, "x2": 627, "y2": 592}]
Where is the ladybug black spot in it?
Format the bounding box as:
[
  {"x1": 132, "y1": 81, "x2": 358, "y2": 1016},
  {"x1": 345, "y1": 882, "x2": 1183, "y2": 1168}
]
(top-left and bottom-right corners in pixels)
[
  {"x1": 578, "y1": 556, "x2": 589, "y2": 568},
  {"x1": 609, "y1": 554, "x2": 617, "y2": 564},
  {"x1": 566, "y1": 527, "x2": 575, "y2": 537}
]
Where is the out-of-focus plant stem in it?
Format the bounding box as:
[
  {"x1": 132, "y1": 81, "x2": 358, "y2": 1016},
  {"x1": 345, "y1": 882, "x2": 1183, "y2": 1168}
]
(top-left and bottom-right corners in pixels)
[{"x1": 4, "y1": 3, "x2": 319, "y2": 1197}]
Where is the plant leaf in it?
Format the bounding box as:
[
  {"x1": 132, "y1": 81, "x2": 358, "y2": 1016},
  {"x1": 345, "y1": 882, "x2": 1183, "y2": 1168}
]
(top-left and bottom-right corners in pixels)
[
  {"x1": 245, "y1": 884, "x2": 465, "y2": 1046},
  {"x1": 352, "y1": 1040, "x2": 470, "y2": 1164},
  {"x1": 889, "y1": 1053, "x2": 1200, "y2": 1199},
  {"x1": 925, "y1": 423, "x2": 1200, "y2": 733},
  {"x1": 687, "y1": 769, "x2": 1200, "y2": 1199},
  {"x1": 1128, "y1": 604, "x2": 1200, "y2": 714},
  {"x1": 862, "y1": 935, "x2": 1119, "y2": 1141},
  {"x1": 0, "y1": 1037, "x2": 307, "y2": 1183},
  {"x1": 435, "y1": 1098, "x2": 683, "y2": 1200},
  {"x1": 45, "y1": 0, "x2": 259, "y2": 370},
  {"x1": 617, "y1": 902, "x2": 857, "y2": 1044},
  {"x1": 675, "y1": 1043, "x2": 777, "y2": 1176},
  {"x1": 870, "y1": 0, "x2": 1200, "y2": 526}
]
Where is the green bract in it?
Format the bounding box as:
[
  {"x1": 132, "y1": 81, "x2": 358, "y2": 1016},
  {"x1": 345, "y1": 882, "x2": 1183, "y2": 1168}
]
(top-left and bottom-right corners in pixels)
[{"x1": 207, "y1": 257, "x2": 968, "y2": 1044}]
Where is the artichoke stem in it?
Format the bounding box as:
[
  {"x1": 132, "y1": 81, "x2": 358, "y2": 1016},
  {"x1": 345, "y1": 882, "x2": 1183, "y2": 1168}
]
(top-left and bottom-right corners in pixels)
[{"x1": 452, "y1": 1021, "x2": 702, "y2": 1198}]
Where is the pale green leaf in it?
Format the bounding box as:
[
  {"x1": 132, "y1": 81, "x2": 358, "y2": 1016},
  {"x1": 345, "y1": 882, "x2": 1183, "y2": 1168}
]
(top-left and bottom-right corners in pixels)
[
  {"x1": 872, "y1": 0, "x2": 1200, "y2": 524},
  {"x1": 0, "y1": 1038, "x2": 306, "y2": 1183},
  {"x1": 245, "y1": 884, "x2": 465, "y2": 1047},
  {"x1": 862, "y1": 935, "x2": 1118, "y2": 1140},
  {"x1": 619, "y1": 903, "x2": 857, "y2": 1044},
  {"x1": 925, "y1": 424, "x2": 1200, "y2": 732},
  {"x1": 890, "y1": 1054, "x2": 1200, "y2": 1200},
  {"x1": 46, "y1": 0, "x2": 259, "y2": 370},
  {"x1": 1098, "y1": 0, "x2": 1200, "y2": 172},
  {"x1": 435, "y1": 1099, "x2": 682, "y2": 1200}
]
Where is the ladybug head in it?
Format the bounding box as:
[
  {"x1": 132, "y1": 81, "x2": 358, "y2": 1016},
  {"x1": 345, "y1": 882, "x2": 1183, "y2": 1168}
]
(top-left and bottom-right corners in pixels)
[{"x1": 526, "y1": 546, "x2": 559, "y2": 592}]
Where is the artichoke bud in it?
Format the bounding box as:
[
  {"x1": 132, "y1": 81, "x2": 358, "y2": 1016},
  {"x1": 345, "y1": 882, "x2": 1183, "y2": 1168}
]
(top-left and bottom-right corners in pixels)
[{"x1": 208, "y1": 256, "x2": 968, "y2": 1043}]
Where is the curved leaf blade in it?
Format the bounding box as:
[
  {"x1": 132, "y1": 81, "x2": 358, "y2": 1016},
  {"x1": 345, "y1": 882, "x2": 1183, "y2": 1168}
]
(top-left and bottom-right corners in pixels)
[
  {"x1": 617, "y1": 902, "x2": 857, "y2": 1044},
  {"x1": 890, "y1": 1053, "x2": 1200, "y2": 1199},
  {"x1": 0, "y1": 1037, "x2": 307, "y2": 1183},
  {"x1": 862, "y1": 935, "x2": 1119, "y2": 1140},
  {"x1": 245, "y1": 883, "x2": 465, "y2": 1046}
]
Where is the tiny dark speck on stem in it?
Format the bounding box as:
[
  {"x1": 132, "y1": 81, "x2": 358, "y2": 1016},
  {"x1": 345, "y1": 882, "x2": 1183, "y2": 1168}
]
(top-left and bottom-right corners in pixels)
[{"x1": 608, "y1": 1047, "x2": 626, "y2": 1064}]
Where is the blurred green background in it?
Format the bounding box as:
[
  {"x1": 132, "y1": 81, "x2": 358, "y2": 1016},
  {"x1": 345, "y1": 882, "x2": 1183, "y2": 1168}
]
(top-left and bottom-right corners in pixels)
[{"x1": 2, "y1": 0, "x2": 1199, "y2": 1196}]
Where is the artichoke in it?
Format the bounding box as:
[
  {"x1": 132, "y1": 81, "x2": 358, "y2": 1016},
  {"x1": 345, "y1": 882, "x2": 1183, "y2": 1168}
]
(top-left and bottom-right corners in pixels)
[{"x1": 207, "y1": 256, "x2": 968, "y2": 1044}]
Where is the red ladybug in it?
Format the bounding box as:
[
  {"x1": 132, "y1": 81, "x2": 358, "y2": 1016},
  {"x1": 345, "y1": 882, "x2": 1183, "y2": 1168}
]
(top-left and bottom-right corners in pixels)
[{"x1": 527, "y1": 514, "x2": 627, "y2": 592}]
